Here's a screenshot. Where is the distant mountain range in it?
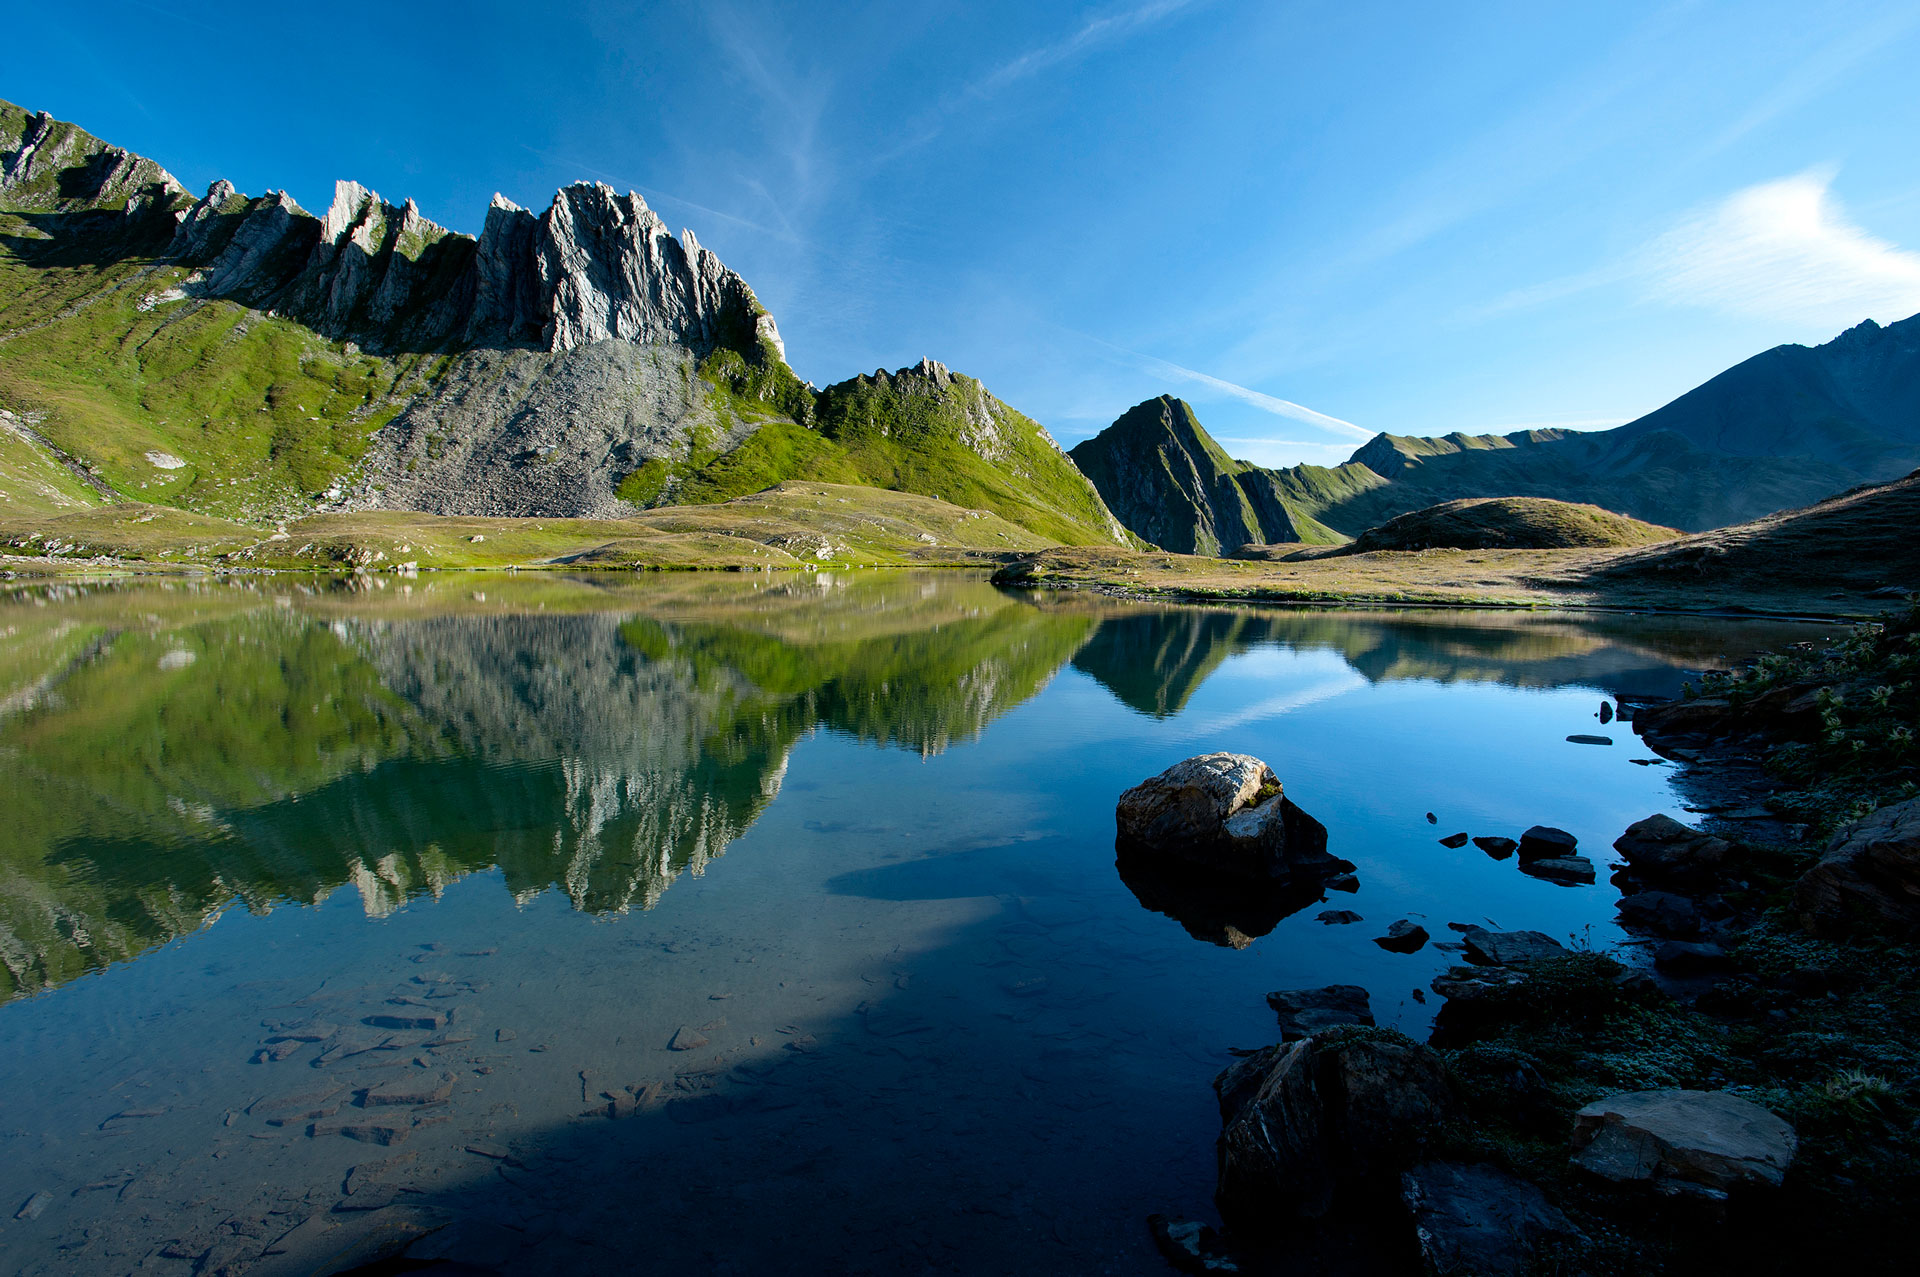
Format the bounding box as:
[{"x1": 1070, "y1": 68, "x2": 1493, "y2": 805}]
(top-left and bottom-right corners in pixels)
[
  {"x1": 1073, "y1": 315, "x2": 1920, "y2": 551},
  {"x1": 5, "y1": 97, "x2": 1914, "y2": 554}
]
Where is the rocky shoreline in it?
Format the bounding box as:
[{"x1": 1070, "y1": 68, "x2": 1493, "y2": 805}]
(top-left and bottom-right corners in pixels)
[{"x1": 1140, "y1": 600, "x2": 1920, "y2": 1275}]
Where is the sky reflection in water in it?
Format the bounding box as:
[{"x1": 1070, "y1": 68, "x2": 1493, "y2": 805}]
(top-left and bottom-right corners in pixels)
[{"x1": 0, "y1": 571, "x2": 1836, "y2": 1273}]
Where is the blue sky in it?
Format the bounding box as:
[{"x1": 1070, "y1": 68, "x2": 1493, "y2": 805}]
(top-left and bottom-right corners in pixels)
[{"x1": 9, "y1": 0, "x2": 1920, "y2": 464}]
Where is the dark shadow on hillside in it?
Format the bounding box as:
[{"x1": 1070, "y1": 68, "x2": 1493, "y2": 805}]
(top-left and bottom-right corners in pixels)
[{"x1": 0, "y1": 207, "x2": 179, "y2": 267}]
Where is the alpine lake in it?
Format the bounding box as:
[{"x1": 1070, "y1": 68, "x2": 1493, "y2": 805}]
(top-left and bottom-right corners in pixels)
[{"x1": 0, "y1": 570, "x2": 1836, "y2": 1274}]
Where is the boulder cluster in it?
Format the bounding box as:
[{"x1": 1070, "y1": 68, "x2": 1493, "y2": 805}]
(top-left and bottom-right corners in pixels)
[{"x1": 1120, "y1": 753, "x2": 1820, "y2": 1275}]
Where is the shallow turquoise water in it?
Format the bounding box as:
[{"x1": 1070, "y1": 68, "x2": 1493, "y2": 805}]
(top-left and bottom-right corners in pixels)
[{"x1": 0, "y1": 572, "x2": 1833, "y2": 1273}]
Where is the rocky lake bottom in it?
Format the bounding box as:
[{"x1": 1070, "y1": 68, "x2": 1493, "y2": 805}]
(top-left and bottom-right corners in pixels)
[{"x1": 0, "y1": 571, "x2": 1838, "y2": 1274}]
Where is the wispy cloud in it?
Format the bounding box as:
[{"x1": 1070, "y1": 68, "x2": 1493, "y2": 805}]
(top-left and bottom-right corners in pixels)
[
  {"x1": 1478, "y1": 171, "x2": 1920, "y2": 331},
  {"x1": 1067, "y1": 327, "x2": 1372, "y2": 441},
  {"x1": 881, "y1": 0, "x2": 1203, "y2": 160},
  {"x1": 1133, "y1": 351, "x2": 1372, "y2": 440},
  {"x1": 967, "y1": 0, "x2": 1201, "y2": 100},
  {"x1": 1642, "y1": 170, "x2": 1920, "y2": 326}
]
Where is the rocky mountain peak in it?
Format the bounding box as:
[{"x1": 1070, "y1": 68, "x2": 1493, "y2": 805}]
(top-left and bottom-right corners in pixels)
[
  {"x1": 534, "y1": 180, "x2": 761, "y2": 356},
  {"x1": 2, "y1": 102, "x2": 183, "y2": 215}
]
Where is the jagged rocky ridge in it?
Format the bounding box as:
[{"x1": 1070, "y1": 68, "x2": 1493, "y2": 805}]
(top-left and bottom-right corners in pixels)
[{"x1": 0, "y1": 101, "x2": 1125, "y2": 539}]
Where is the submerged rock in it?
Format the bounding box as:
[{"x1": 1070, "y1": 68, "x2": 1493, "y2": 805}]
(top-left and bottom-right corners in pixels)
[
  {"x1": 1520, "y1": 855, "x2": 1596, "y2": 885},
  {"x1": 1401, "y1": 1161, "x2": 1580, "y2": 1276},
  {"x1": 1460, "y1": 928, "x2": 1566, "y2": 967},
  {"x1": 1796, "y1": 796, "x2": 1920, "y2": 935},
  {"x1": 1115, "y1": 753, "x2": 1347, "y2": 884},
  {"x1": 1266, "y1": 986, "x2": 1374, "y2": 1040},
  {"x1": 1147, "y1": 1215, "x2": 1241, "y2": 1273},
  {"x1": 1214, "y1": 1028, "x2": 1460, "y2": 1226},
  {"x1": 1570, "y1": 1089, "x2": 1795, "y2": 1196},
  {"x1": 1375, "y1": 921, "x2": 1430, "y2": 953}
]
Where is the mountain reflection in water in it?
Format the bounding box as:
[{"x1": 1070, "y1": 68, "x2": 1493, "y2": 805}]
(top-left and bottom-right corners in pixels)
[{"x1": 0, "y1": 571, "x2": 1823, "y2": 1002}]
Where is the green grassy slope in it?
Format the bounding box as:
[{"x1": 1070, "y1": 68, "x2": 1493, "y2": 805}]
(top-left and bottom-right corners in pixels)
[
  {"x1": 0, "y1": 481, "x2": 1059, "y2": 572},
  {"x1": 660, "y1": 361, "x2": 1128, "y2": 546},
  {"x1": 1068, "y1": 396, "x2": 1351, "y2": 553},
  {"x1": 1341, "y1": 496, "x2": 1680, "y2": 553}
]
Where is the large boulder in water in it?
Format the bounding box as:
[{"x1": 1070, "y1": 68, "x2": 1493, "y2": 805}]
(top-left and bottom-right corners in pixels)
[
  {"x1": 1796, "y1": 796, "x2": 1920, "y2": 935},
  {"x1": 1213, "y1": 1028, "x2": 1460, "y2": 1226},
  {"x1": 1116, "y1": 752, "x2": 1346, "y2": 883}
]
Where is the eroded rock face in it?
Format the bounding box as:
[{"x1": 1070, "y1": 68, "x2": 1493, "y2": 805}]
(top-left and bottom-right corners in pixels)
[
  {"x1": 166, "y1": 177, "x2": 770, "y2": 360},
  {"x1": 1115, "y1": 753, "x2": 1344, "y2": 883},
  {"x1": 1796, "y1": 797, "x2": 1920, "y2": 935},
  {"x1": 1213, "y1": 1029, "x2": 1460, "y2": 1226},
  {"x1": 1570, "y1": 1089, "x2": 1795, "y2": 1197},
  {"x1": 1401, "y1": 1161, "x2": 1580, "y2": 1276}
]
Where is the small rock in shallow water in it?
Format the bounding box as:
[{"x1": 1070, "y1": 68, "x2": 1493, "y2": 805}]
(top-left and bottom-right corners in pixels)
[
  {"x1": 311, "y1": 1118, "x2": 412, "y2": 1145},
  {"x1": 1520, "y1": 855, "x2": 1595, "y2": 885},
  {"x1": 1316, "y1": 909, "x2": 1362, "y2": 925},
  {"x1": 362, "y1": 1073, "x2": 454, "y2": 1107},
  {"x1": 1375, "y1": 920, "x2": 1429, "y2": 953},
  {"x1": 1517, "y1": 826, "x2": 1578, "y2": 860},
  {"x1": 1325, "y1": 872, "x2": 1360, "y2": 893},
  {"x1": 668, "y1": 1027, "x2": 710, "y2": 1051},
  {"x1": 1461, "y1": 928, "x2": 1566, "y2": 967},
  {"x1": 1426, "y1": 812, "x2": 1437, "y2": 824},
  {"x1": 1266, "y1": 985, "x2": 1373, "y2": 1040},
  {"x1": 1566, "y1": 734, "x2": 1613, "y2": 746},
  {"x1": 1438, "y1": 832, "x2": 1469, "y2": 848},
  {"x1": 1472, "y1": 836, "x2": 1517, "y2": 860},
  {"x1": 363, "y1": 1010, "x2": 445, "y2": 1032},
  {"x1": 15, "y1": 1191, "x2": 52, "y2": 1221},
  {"x1": 1147, "y1": 1215, "x2": 1240, "y2": 1273}
]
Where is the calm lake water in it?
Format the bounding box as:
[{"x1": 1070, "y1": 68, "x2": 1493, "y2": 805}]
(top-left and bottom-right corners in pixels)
[{"x1": 0, "y1": 571, "x2": 1835, "y2": 1274}]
